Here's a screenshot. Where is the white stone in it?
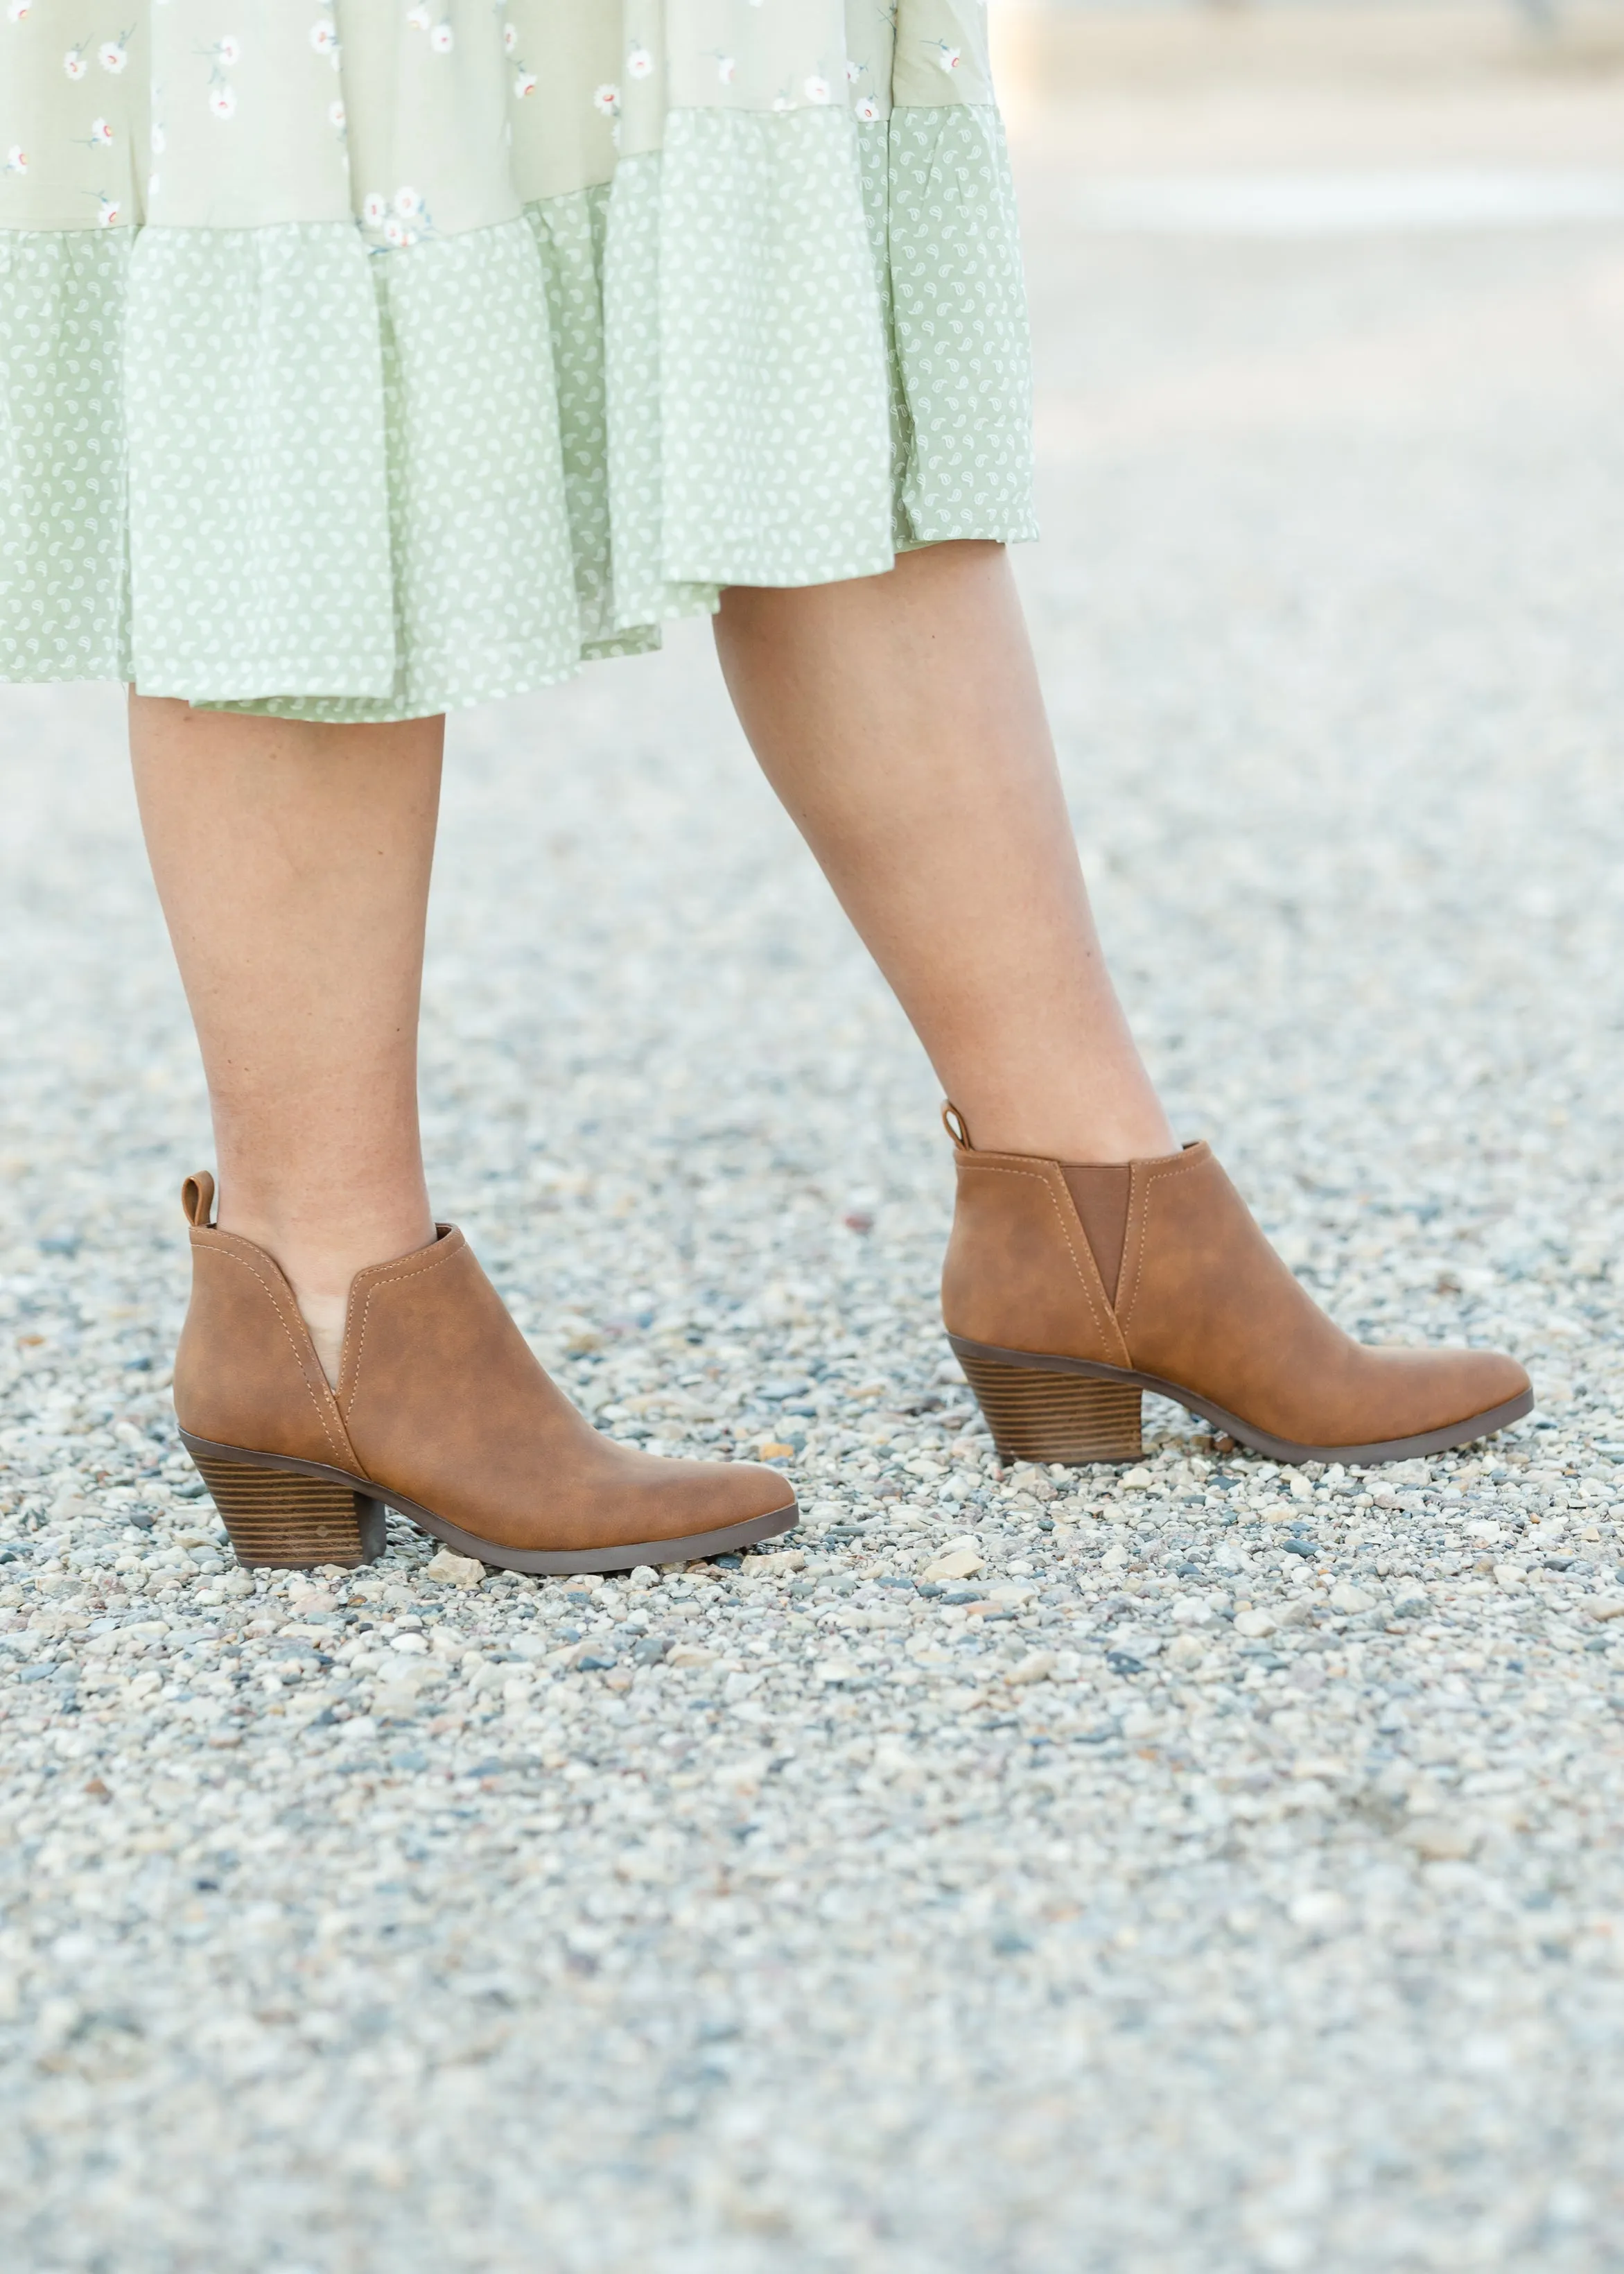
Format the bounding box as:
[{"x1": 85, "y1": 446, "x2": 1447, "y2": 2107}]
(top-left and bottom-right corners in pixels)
[
  {"x1": 666, "y1": 1645, "x2": 716, "y2": 1669},
  {"x1": 1492, "y1": 1565, "x2": 1526, "y2": 1593},
  {"x1": 1329, "y1": 1583, "x2": 1377, "y2": 1614},
  {"x1": 1171, "y1": 1595, "x2": 1216, "y2": 1626},
  {"x1": 424, "y1": 1550, "x2": 484, "y2": 1589},
  {"x1": 1234, "y1": 1608, "x2": 1277, "y2": 1639},
  {"x1": 922, "y1": 1546, "x2": 982, "y2": 1583},
  {"x1": 1402, "y1": 1816, "x2": 1480, "y2": 1863},
  {"x1": 1005, "y1": 1651, "x2": 1056, "y2": 1687},
  {"x1": 389, "y1": 1632, "x2": 428, "y2": 1654},
  {"x1": 614, "y1": 1847, "x2": 672, "y2": 1885},
  {"x1": 1289, "y1": 1889, "x2": 1350, "y2": 1932}
]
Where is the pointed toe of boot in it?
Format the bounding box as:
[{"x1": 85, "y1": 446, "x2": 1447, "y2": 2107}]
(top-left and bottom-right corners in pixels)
[
  {"x1": 539, "y1": 1443, "x2": 798, "y2": 1566},
  {"x1": 625, "y1": 1454, "x2": 798, "y2": 1552},
  {"x1": 1471, "y1": 1348, "x2": 1533, "y2": 1414},
  {"x1": 693, "y1": 1457, "x2": 799, "y2": 1528},
  {"x1": 1359, "y1": 1346, "x2": 1533, "y2": 1452}
]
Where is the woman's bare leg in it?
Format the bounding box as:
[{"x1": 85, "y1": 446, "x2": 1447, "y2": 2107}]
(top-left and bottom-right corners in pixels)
[
  {"x1": 714, "y1": 541, "x2": 1176, "y2": 1163},
  {"x1": 129, "y1": 695, "x2": 442, "y2": 1380}
]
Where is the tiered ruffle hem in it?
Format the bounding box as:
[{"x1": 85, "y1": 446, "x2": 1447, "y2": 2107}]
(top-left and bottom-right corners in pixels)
[{"x1": 0, "y1": 1, "x2": 1035, "y2": 720}]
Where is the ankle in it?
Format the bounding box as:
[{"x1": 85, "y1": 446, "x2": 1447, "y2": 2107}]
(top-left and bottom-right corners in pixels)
[
  {"x1": 295, "y1": 1290, "x2": 349, "y2": 1389},
  {"x1": 211, "y1": 1188, "x2": 436, "y2": 1388},
  {"x1": 953, "y1": 1104, "x2": 1179, "y2": 1165}
]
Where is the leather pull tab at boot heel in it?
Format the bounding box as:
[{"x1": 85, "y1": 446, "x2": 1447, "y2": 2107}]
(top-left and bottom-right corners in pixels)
[
  {"x1": 190, "y1": 1455, "x2": 387, "y2": 1569},
  {"x1": 955, "y1": 1349, "x2": 1143, "y2": 1464}
]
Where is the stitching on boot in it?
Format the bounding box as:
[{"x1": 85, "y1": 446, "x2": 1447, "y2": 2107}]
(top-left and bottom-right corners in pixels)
[
  {"x1": 962, "y1": 1163, "x2": 1126, "y2": 1364},
  {"x1": 203, "y1": 1247, "x2": 351, "y2": 1466},
  {"x1": 1117, "y1": 1152, "x2": 1203, "y2": 1337},
  {"x1": 347, "y1": 1239, "x2": 462, "y2": 1412}
]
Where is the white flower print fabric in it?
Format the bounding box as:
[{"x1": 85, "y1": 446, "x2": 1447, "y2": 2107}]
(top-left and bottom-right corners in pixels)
[{"x1": 0, "y1": 0, "x2": 1035, "y2": 719}]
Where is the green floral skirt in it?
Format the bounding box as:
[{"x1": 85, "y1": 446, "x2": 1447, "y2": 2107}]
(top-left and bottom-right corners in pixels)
[{"x1": 0, "y1": 1, "x2": 1035, "y2": 721}]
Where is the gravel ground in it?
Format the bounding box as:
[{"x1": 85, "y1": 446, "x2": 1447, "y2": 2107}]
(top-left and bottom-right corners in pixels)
[{"x1": 6, "y1": 127, "x2": 1624, "y2": 2274}]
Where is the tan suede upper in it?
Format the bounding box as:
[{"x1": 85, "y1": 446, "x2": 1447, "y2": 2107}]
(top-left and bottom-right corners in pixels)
[
  {"x1": 173, "y1": 1177, "x2": 794, "y2": 1555},
  {"x1": 943, "y1": 1136, "x2": 1530, "y2": 1449}
]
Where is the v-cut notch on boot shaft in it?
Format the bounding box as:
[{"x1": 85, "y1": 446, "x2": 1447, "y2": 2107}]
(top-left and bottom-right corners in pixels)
[{"x1": 1060, "y1": 1160, "x2": 1132, "y2": 1308}]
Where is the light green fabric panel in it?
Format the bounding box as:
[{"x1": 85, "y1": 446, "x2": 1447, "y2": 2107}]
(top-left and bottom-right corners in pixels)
[
  {"x1": 0, "y1": 1, "x2": 998, "y2": 235},
  {"x1": 219, "y1": 216, "x2": 588, "y2": 723},
  {"x1": 655, "y1": 105, "x2": 894, "y2": 590},
  {"x1": 1, "y1": 100, "x2": 1035, "y2": 717},
  {"x1": 125, "y1": 223, "x2": 395, "y2": 702},
  {"x1": 603, "y1": 149, "x2": 670, "y2": 629},
  {"x1": 852, "y1": 122, "x2": 912, "y2": 555},
  {"x1": 601, "y1": 150, "x2": 718, "y2": 633},
  {"x1": 876, "y1": 105, "x2": 1037, "y2": 549},
  {"x1": 363, "y1": 217, "x2": 585, "y2": 715},
  {"x1": 524, "y1": 179, "x2": 687, "y2": 660},
  {"x1": 526, "y1": 185, "x2": 617, "y2": 650},
  {"x1": 0, "y1": 228, "x2": 132, "y2": 683},
  {"x1": 889, "y1": 0, "x2": 996, "y2": 109},
  {"x1": 0, "y1": 15, "x2": 148, "y2": 233}
]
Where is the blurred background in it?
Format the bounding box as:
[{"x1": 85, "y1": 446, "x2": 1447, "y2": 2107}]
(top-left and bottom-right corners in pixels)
[
  {"x1": 992, "y1": 0, "x2": 1624, "y2": 159},
  {"x1": 990, "y1": 0, "x2": 1624, "y2": 476}
]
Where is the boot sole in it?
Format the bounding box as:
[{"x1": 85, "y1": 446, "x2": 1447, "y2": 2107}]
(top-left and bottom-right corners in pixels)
[
  {"x1": 947, "y1": 1336, "x2": 1534, "y2": 1468},
  {"x1": 177, "y1": 1430, "x2": 798, "y2": 1574}
]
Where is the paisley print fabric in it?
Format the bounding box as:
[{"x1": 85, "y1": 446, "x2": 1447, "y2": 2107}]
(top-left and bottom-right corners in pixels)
[{"x1": 0, "y1": 1, "x2": 1036, "y2": 719}]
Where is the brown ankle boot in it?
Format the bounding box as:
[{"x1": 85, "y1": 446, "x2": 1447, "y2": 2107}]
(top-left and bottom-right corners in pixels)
[
  {"x1": 939, "y1": 1111, "x2": 1532, "y2": 1466},
  {"x1": 171, "y1": 1174, "x2": 797, "y2": 1572}
]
